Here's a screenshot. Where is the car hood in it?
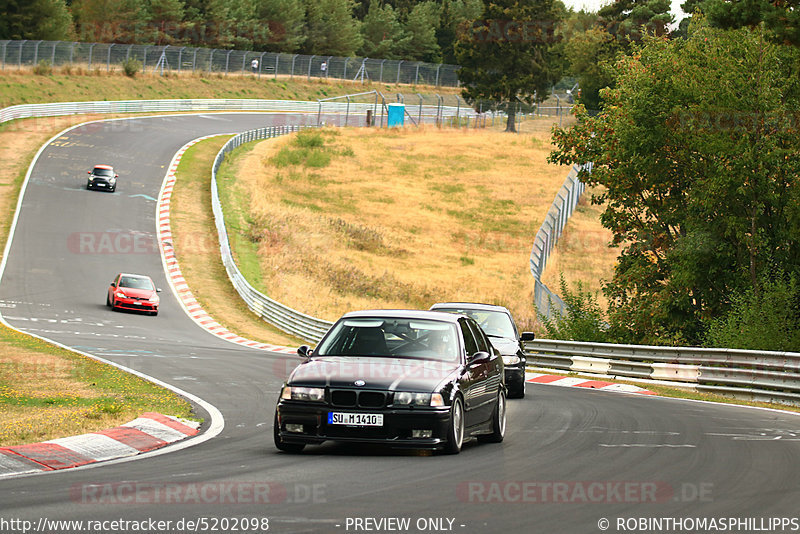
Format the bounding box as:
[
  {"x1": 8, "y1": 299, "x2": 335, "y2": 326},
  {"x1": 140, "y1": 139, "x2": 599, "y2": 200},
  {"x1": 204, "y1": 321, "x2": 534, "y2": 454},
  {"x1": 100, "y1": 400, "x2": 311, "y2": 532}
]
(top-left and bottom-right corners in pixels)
[
  {"x1": 288, "y1": 356, "x2": 460, "y2": 392},
  {"x1": 118, "y1": 288, "x2": 155, "y2": 299},
  {"x1": 488, "y1": 336, "x2": 520, "y2": 356}
]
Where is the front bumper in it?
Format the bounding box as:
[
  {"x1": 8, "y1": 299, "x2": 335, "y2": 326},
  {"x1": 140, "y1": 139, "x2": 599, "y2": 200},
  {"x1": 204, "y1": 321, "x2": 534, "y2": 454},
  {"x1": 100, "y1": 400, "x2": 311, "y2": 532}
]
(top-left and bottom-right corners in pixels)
[
  {"x1": 114, "y1": 297, "x2": 158, "y2": 313},
  {"x1": 275, "y1": 402, "x2": 452, "y2": 449},
  {"x1": 88, "y1": 179, "x2": 115, "y2": 190}
]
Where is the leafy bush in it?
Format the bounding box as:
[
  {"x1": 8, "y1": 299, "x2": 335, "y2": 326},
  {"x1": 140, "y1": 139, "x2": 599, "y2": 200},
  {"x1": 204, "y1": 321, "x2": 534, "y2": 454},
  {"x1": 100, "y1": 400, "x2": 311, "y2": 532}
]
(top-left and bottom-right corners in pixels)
[
  {"x1": 33, "y1": 60, "x2": 52, "y2": 75},
  {"x1": 538, "y1": 274, "x2": 610, "y2": 342},
  {"x1": 122, "y1": 58, "x2": 142, "y2": 78},
  {"x1": 704, "y1": 274, "x2": 800, "y2": 352}
]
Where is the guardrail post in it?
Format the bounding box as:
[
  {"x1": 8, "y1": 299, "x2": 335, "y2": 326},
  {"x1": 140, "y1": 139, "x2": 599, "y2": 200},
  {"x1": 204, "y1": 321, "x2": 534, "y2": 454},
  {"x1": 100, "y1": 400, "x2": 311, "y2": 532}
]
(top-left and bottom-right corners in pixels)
[
  {"x1": 435, "y1": 64, "x2": 441, "y2": 87},
  {"x1": 414, "y1": 62, "x2": 420, "y2": 85},
  {"x1": 51, "y1": 41, "x2": 57, "y2": 66},
  {"x1": 209, "y1": 49, "x2": 215, "y2": 72},
  {"x1": 290, "y1": 54, "x2": 298, "y2": 78},
  {"x1": 379, "y1": 59, "x2": 386, "y2": 83},
  {"x1": 178, "y1": 46, "x2": 185, "y2": 73},
  {"x1": 308, "y1": 54, "x2": 315, "y2": 80},
  {"x1": 343, "y1": 57, "x2": 348, "y2": 79},
  {"x1": 345, "y1": 95, "x2": 350, "y2": 127},
  {"x1": 417, "y1": 93, "x2": 423, "y2": 124},
  {"x1": 258, "y1": 52, "x2": 265, "y2": 78},
  {"x1": 70, "y1": 41, "x2": 75, "y2": 64},
  {"x1": 88, "y1": 42, "x2": 96, "y2": 71},
  {"x1": 107, "y1": 43, "x2": 114, "y2": 72},
  {"x1": 18, "y1": 40, "x2": 26, "y2": 70},
  {"x1": 396, "y1": 60, "x2": 403, "y2": 84},
  {"x1": 274, "y1": 54, "x2": 279, "y2": 79},
  {"x1": 192, "y1": 48, "x2": 197, "y2": 72},
  {"x1": 33, "y1": 40, "x2": 42, "y2": 66},
  {"x1": 143, "y1": 45, "x2": 150, "y2": 71},
  {"x1": 225, "y1": 50, "x2": 232, "y2": 74},
  {"x1": 1, "y1": 41, "x2": 7, "y2": 70}
]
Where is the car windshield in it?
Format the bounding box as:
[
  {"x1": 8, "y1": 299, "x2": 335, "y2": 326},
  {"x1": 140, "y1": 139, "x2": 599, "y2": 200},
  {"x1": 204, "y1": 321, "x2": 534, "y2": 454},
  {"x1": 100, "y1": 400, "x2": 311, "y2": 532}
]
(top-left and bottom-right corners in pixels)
[
  {"x1": 316, "y1": 317, "x2": 459, "y2": 362},
  {"x1": 94, "y1": 168, "x2": 114, "y2": 177},
  {"x1": 119, "y1": 276, "x2": 154, "y2": 290},
  {"x1": 436, "y1": 308, "x2": 516, "y2": 339}
]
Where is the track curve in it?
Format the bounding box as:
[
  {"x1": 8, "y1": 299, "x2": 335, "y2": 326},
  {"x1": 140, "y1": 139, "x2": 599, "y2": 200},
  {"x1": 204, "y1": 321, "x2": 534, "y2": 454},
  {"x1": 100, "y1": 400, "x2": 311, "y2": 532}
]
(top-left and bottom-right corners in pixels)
[{"x1": 1, "y1": 114, "x2": 799, "y2": 533}]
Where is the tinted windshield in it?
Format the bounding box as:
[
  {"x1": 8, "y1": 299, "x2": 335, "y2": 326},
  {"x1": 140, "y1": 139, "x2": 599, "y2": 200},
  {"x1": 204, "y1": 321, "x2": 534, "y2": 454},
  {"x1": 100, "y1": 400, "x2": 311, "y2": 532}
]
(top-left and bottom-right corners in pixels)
[
  {"x1": 119, "y1": 276, "x2": 154, "y2": 290},
  {"x1": 436, "y1": 308, "x2": 516, "y2": 339},
  {"x1": 316, "y1": 317, "x2": 459, "y2": 362},
  {"x1": 94, "y1": 168, "x2": 114, "y2": 177}
]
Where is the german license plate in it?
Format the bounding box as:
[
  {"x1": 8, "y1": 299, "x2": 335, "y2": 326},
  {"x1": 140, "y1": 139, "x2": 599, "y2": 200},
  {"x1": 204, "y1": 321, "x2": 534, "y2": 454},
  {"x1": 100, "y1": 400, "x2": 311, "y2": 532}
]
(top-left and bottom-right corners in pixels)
[{"x1": 328, "y1": 412, "x2": 383, "y2": 427}]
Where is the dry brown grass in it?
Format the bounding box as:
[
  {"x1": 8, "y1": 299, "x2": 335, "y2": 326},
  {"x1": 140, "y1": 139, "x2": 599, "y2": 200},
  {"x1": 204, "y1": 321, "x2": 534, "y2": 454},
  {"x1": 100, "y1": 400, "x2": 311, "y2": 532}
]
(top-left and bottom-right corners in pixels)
[{"x1": 225, "y1": 125, "x2": 576, "y2": 332}]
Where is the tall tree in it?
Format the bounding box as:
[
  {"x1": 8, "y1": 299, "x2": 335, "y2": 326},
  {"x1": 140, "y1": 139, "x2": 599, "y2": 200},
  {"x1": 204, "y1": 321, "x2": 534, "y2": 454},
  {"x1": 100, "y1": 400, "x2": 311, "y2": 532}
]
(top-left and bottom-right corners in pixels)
[
  {"x1": 550, "y1": 21, "x2": 800, "y2": 344},
  {"x1": 399, "y1": 1, "x2": 441, "y2": 61},
  {"x1": 455, "y1": 0, "x2": 566, "y2": 132},
  {"x1": 0, "y1": 0, "x2": 74, "y2": 40},
  {"x1": 71, "y1": 0, "x2": 148, "y2": 43},
  {"x1": 304, "y1": 0, "x2": 363, "y2": 56},
  {"x1": 359, "y1": 0, "x2": 408, "y2": 58},
  {"x1": 254, "y1": 0, "x2": 306, "y2": 52},
  {"x1": 680, "y1": 0, "x2": 800, "y2": 46}
]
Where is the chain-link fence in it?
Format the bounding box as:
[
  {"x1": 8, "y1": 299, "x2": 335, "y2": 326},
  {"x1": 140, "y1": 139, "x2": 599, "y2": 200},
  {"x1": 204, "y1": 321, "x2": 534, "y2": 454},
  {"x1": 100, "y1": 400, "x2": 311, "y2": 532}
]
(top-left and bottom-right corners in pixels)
[{"x1": 0, "y1": 40, "x2": 461, "y2": 86}]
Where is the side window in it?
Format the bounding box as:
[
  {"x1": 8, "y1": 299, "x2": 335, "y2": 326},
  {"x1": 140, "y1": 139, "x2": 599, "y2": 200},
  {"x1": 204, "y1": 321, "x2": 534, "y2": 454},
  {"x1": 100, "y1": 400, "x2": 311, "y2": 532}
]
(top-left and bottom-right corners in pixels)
[
  {"x1": 467, "y1": 320, "x2": 490, "y2": 353},
  {"x1": 459, "y1": 319, "x2": 479, "y2": 357}
]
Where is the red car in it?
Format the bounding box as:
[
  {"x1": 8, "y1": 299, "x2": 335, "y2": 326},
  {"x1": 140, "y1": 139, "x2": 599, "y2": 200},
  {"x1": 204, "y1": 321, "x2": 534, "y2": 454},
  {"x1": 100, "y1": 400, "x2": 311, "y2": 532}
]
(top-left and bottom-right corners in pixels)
[{"x1": 107, "y1": 273, "x2": 161, "y2": 316}]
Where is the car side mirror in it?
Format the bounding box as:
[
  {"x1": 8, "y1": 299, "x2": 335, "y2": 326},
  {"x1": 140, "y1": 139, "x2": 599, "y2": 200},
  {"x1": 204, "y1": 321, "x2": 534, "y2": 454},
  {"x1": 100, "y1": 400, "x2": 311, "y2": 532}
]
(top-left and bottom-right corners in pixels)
[
  {"x1": 115, "y1": 174, "x2": 119, "y2": 178},
  {"x1": 87, "y1": 170, "x2": 91, "y2": 174},
  {"x1": 520, "y1": 332, "x2": 535, "y2": 342},
  {"x1": 110, "y1": 282, "x2": 116, "y2": 288},
  {"x1": 156, "y1": 288, "x2": 162, "y2": 292},
  {"x1": 469, "y1": 351, "x2": 491, "y2": 365},
  {"x1": 297, "y1": 345, "x2": 313, "y2": 358}
]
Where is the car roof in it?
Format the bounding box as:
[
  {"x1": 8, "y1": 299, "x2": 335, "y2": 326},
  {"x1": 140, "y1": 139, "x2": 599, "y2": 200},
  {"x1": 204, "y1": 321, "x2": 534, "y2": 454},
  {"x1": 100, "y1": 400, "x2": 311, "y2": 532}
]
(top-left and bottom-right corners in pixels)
[
  {"x1": 117, "y1": 273, "x2": 152, "y2": 280},
  {"x1": 93, "y1": 164, "x2": 113, "y2": 169},
  {"x1": 341, "y1": 309, "x2": 464, "y2": 324},
  {"x1": 430, "y1": 302, "x2": 512, "y2": 314}
]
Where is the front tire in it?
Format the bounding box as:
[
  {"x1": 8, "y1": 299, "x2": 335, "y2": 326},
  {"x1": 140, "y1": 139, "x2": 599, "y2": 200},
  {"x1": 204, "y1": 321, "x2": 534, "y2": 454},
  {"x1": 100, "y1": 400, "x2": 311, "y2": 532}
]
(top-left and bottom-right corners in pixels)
[
  {"x1": 274, "y1": 412, "x2": 305, "y2": 453},
  {"x1": 480, "y1": 389, "x2": 506, "y2": 443},
  {"x1": 106, "y1": 293, "x2": 111, "y2": 307},
  {"x1": 443, "y1": 396, "x2": 465, "y2": 454}
]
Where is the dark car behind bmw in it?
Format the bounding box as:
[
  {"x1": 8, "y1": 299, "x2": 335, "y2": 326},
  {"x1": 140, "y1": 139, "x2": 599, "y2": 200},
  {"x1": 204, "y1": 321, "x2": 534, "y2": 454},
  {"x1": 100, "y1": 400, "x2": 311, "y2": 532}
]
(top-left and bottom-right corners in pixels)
[
  {"x1": 430, "y1": 302, "x2": 533, "y2": 398},
  {"x1": 274, "y1": 310, "x2": 506, "y2": 454}
]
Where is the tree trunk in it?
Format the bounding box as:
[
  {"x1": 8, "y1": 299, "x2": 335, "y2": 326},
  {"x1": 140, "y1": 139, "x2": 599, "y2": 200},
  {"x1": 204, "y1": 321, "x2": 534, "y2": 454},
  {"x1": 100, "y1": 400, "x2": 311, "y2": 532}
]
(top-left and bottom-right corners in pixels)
[{"x1": 505, "y1": 101, "x2": 517, "y2": 133}]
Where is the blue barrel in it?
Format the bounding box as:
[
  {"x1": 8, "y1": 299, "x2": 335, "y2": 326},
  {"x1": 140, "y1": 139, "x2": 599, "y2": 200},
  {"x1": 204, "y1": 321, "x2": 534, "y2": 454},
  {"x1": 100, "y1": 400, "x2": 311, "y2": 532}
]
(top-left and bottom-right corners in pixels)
[{"x1": 387, "y1": 103, "x2": 405, "y2": 127}]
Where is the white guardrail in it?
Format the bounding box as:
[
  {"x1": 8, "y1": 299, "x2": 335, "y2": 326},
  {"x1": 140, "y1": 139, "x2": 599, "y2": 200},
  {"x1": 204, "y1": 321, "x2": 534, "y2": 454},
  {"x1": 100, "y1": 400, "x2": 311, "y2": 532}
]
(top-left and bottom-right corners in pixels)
[
  {"x1": 0, "y1": 98, "x2": 477, "y2": 127},
  {"x1": 525, "y1": 338, "x2": 800, "y2": 404}
]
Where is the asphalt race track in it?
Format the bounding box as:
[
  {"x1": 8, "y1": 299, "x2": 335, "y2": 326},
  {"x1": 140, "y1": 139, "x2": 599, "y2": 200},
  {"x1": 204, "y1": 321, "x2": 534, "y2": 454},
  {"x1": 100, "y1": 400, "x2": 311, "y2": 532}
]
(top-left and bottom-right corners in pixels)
[{"x1": 1, "y1": 114, "x2": 800, "y2": 534}]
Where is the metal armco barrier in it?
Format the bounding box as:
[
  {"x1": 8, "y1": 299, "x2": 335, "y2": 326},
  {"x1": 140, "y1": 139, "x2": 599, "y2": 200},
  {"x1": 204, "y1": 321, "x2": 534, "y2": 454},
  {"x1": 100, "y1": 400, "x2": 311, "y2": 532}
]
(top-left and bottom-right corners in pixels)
[
  {"x1": 211, "y1": 126, "x2": 334, "y2": 343},
  {"x1": 0, "y1": 98, "x2": 477, "y2": 127},
  {"x1": 529, "y1": 163, "x2": 591, "y2": 320},
  {"x1": 525, "y1": 338, "x2": 800, "y2": 405}
]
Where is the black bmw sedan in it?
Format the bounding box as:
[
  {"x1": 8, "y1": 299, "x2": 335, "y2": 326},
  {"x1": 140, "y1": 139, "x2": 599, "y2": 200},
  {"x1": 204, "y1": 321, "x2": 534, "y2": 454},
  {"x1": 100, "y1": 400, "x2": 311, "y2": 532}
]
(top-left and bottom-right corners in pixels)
[
  {"x1": 430, "y1": 302, "x2": 534, "y2": 399},
  {"x1": 273, "y1": 310, "x2": 506, "y2": 454}
]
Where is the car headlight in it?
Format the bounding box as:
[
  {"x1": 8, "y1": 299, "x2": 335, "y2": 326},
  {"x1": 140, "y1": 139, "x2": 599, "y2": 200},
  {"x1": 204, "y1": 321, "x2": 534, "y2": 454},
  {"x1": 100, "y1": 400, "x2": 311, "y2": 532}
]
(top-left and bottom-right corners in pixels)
[
  {"x1": 115, "y1": 291, "x2": 126, "y2": 298},
  {"x1": 502, "y1": 355, "x2": 521, "y2": 365},
  {"x1": 393, "y1": 392, "x2": 444, "y2": 407},
  {"x1": 149, "y1": 295, "x2": 159, "y2": 302},
  {"x1": 281, "y1": 386, "x2": 325, "y2": 402}
]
